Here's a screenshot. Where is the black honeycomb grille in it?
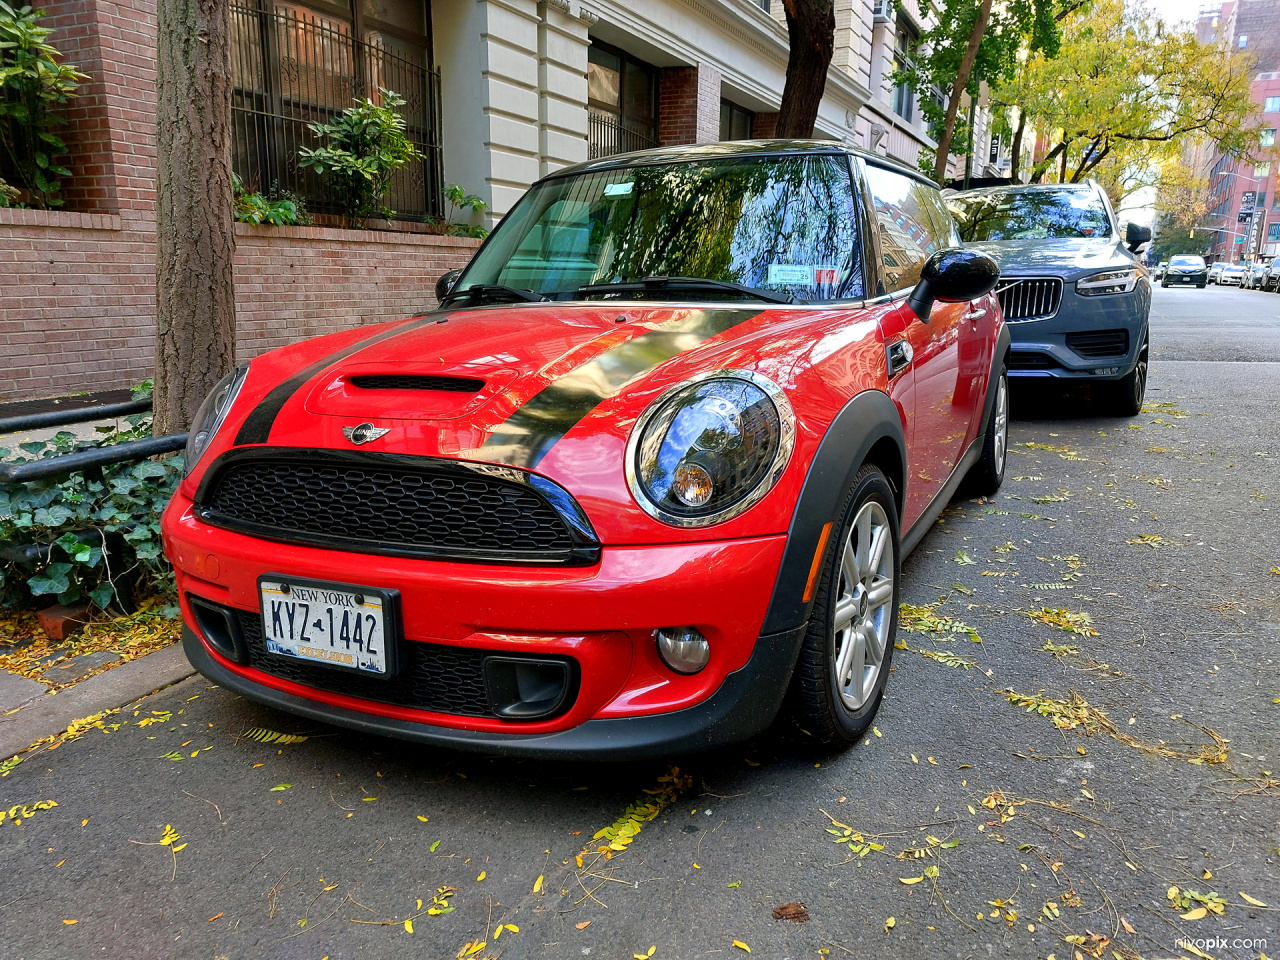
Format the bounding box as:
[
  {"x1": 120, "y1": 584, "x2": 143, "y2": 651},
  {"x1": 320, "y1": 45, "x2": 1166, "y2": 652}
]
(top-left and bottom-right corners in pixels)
[
  {"x1": 350, "y1": 375, "x2": 485, "y2": 392},
  {"x1": 237, "y1": 610, "x2": 494, "y2": 717},
  {"x1": 203, "y1": 458, "x2": 574, "y2": 561},
  {"x1": 1065, "y1": 329, "x2": 1128, "y2": 358}
]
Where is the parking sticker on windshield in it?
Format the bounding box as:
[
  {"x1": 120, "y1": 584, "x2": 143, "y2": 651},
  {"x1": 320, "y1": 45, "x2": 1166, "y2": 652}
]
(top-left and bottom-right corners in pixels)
[
  {"x1": 768, "y1": 264, "x2": 814, "y2": 284},
  {"x1": 604, "y1": 182, "x2": 634, "y2": 197}
]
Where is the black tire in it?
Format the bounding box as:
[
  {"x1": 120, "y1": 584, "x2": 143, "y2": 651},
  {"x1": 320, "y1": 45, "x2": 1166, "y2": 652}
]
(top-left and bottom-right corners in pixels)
[
  {"x1": 1197, "y1": 282, "x2": 1205, "y2": 288},
  {"x1": 784, "y1": 464, "x2": 900, "y2": 748},
  {"x1": 1107, "y1": 343, "x2": 1148, "y2": 417},
  {"x1": 1161, "y1": 280, "x2": 1169, "y2": 288},
  {"x1": 963, "y1": 367, "x2": 1008, "y2": 496}
]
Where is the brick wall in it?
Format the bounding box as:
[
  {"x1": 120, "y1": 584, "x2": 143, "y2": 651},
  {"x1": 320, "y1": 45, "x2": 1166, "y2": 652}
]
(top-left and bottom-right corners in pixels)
[
  {"x1": 0, "y1": 208, "x2": 480, "y2": 402},
  {"x1": 658, "y1": 63, "x2": 722, "y2": 146},
  {"x1": 752, "y1": 112, "x2": 779, "y2": 139},
  {"x1": 0, "y1": 0, "x2": 477, "y2": 404}
]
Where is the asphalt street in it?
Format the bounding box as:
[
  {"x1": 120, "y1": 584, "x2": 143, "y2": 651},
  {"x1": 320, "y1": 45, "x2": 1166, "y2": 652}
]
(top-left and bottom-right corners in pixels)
[{"x1": 2, "y1": 284, "x2": 1277, "y2": 960}]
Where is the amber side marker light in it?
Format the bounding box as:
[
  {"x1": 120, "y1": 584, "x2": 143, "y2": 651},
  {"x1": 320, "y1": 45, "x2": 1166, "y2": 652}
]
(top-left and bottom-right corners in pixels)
[{"x1": 801, "y1": 521, "x2": 833, "y2": 603}]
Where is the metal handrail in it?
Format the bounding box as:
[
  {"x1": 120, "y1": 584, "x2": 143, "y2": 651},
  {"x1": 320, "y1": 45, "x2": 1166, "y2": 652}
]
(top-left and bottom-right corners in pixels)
[
  {"x1": 0, "y1": 399, "x2": 152, "y2": 435},
  {"x1": 0, "y1": 434, "x2": 187, "y2": 484}
]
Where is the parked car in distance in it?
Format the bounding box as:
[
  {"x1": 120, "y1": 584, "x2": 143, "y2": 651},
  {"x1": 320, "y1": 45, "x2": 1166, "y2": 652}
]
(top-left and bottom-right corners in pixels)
[
  {"x1": 1264, "y1": 261, "x2": 1280, "y2": 292},
  {"x1": 1218, "y1": 263, "x2": 1245, "y2": 286},
  {"x1": 1154, "y1": 261, "x2": 1168, "y2": 279},
  {"x1": 1208, "y1": 262, "x2": 1225, "y2": 284},
  {"x1": 946, "y1": 180, "x2": 1151, "y2": 416},
  {"x1": 164, "y1": 141, "x2": 1009, "y2": 759},
  {"x1": 1163, "y1": 255, "x2": 1208, "y2": 288},
  {"x1": 1242, "y1": 260, "x2": 1271, "y2": 290}
]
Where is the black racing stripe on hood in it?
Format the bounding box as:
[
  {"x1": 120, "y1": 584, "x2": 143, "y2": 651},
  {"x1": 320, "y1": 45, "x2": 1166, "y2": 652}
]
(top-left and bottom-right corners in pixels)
[
  {"x1": 234, "y1": 315, "x2": 443, "y2": 446},
  {"x1": 479, "y1": 308, "x2": 762, "y2": 469}
]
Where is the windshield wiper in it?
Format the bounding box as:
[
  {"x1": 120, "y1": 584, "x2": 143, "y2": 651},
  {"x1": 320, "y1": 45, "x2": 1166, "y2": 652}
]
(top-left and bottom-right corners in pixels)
[
  {"x1": 440, "y1": 284, "x2": 548, "y2": 306},
  {"x1": 575, "y1": 276, "x2": 794, "y2": 305}
]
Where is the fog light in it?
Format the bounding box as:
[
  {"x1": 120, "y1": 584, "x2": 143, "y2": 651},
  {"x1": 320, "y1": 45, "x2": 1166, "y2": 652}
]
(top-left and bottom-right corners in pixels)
[{"x1": 655, "y1": 627, "x2": 710, "y2": 674}]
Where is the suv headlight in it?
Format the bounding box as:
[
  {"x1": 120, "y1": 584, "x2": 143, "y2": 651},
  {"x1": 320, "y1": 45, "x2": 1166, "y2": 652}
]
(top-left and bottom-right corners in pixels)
[
  {"x1": 183, "y1": 363, "x2": 249, "y2": 476},
  {"x1": 626, "y1": 371, "x2": 795, "y2": 527},
  {"x1": 1076, "y1": 267, "x2": 1141, "y2": 296}
]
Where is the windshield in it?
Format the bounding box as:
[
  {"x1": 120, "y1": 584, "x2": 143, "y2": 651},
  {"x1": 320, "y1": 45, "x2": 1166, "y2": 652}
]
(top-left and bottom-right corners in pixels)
[
  {"x1": 454, "y1": 154, "x2": 862, "y2": 301},
  {"x1": 1169, "y1": 256, "x2": 1205, "y2": 267},
  {"x1": 946, "y1": 188, "x2": 1112, "y2": 242}
]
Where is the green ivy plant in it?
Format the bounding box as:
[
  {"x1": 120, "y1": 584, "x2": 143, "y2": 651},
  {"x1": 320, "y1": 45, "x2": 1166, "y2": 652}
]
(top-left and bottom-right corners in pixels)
[
  {"x1": 297, "y1": 88, "x2": 420, "y2": 227},
  {"x1": 0, "y1": 398, "x2": 180, "y2": 611},
  {"x1": 443, "y1": 183, "x2": 488, "y2": 238},
  {"x1": 0, "y1": 1, "x2": 86, "y2": 209},
  {"x1": 232, "y1": 174, "x2": 312, "y2": 226}
]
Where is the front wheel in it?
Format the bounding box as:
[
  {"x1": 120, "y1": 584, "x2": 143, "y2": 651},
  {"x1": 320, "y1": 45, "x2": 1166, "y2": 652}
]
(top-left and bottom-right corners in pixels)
[
  {"x1": 785, "y1": 465, "x2": 899, "y2": 748},
  {"x1": 1106, "y1": 347, "x2": 1148, "y2": 417}
]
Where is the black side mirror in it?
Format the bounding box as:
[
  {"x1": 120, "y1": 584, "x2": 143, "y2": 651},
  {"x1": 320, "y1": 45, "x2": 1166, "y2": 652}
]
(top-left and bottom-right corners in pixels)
[
  {"x1": 435, "y1": 268, "x2": 463, "y2": 302},
  {"x1": 907, "y1": 248, "x2": 1001, "y2": 322},
  {"x1": 1125, "y1": 222, "x2": 1151, "y2": 252}
]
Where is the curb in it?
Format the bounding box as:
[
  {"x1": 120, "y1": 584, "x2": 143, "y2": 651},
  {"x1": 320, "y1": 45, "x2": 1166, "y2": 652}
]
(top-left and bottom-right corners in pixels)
[{"x1": 0, "y1": 643, "x2": 196, "y2": 760}]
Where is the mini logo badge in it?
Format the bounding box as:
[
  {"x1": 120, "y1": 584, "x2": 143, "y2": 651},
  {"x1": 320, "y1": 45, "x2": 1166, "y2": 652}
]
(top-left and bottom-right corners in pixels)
[{"x1": 342, "y1": 422, "x2": 390, "y2": 445}]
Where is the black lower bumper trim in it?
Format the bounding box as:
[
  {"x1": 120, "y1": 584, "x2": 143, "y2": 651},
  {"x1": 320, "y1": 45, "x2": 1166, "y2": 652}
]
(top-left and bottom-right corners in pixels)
[{"x1": 183, "y1": 622, "x2": 806, "y2": 760}]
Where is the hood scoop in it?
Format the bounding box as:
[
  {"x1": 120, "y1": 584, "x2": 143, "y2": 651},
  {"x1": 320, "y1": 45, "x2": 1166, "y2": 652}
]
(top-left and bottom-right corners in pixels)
[
  {"x1": 305, "y1": 364, "x2": 517, "y2": 422},
  {"x1": 349, "y1": 374, "x2": 486, "y2": 393}
]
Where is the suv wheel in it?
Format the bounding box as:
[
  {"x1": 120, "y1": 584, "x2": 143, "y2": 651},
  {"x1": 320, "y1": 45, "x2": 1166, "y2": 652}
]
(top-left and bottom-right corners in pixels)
[
  {"x1": 786, "y1": 465, "x2": 899, "y2": 748},
  {"x1": 1107, "y1": 345, "x2": 1148, "y2": 417}
]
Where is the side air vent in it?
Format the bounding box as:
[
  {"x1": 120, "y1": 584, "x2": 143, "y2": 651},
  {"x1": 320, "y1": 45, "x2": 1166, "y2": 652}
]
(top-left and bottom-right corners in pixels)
[{"x1": 350, "y1": 375, "x2": 485, "y2": 392}]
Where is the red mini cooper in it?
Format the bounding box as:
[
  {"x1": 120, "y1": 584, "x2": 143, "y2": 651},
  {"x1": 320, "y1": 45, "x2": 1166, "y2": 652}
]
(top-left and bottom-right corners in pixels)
[{"x1": 164, "y1": 142, "x2": 1008, "y2": 758}]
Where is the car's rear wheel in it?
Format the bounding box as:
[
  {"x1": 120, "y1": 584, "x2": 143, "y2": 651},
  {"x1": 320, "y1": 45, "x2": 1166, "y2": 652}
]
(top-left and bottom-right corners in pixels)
[
  {"x1": 963, "y1": 368, "x2": 1008, "y2": 495},
  {"x1": 1106, "y1": 343, "x2": 1148, "y2": 417},
  {"x1": 785, "y1": 465, "x2": 899, "y2": 748}
]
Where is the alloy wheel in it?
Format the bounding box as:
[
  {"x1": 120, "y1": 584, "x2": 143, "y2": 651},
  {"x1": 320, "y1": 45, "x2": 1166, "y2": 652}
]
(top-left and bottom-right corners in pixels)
[
  {"x1": 993, "y1": 374, "x2": 1009, "y2": 474},
  {"x1": 832, "y1": 500, "x2": 895, "y2": 710}
]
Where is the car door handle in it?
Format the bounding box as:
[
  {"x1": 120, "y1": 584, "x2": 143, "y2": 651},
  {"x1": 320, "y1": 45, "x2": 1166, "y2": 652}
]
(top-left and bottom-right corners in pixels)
[
  {"x1": 886, "y1": 340, "x2": 913, "y2": 378},
  {"x1": 964, "y1": 307, "x2": 988, "y2": 322}
]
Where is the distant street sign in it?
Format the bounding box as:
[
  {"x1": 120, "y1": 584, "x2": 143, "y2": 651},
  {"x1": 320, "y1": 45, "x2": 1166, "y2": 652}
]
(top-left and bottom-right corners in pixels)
[
  {"x1": 1241, "y1": 190, "x2": 1256, "y2": 212},
  {"x1": 1235, "y1": 237, "x2": 1245, "y2": 243}
]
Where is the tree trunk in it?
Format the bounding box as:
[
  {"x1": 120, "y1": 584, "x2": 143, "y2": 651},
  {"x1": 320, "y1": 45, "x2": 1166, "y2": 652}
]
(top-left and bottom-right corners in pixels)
[
  {"x1": 776, "y1": 0, "x2": 836, "y2": 138},
  {"x1": 154, "y1": 0, "x2": 236, "y2": 435},
  {"x1": 1010, "y1": 111, "x2": 1026, "y2": 182},
  {"x1": 932, "y1": 0, "x2": 993, "y2": 184}
]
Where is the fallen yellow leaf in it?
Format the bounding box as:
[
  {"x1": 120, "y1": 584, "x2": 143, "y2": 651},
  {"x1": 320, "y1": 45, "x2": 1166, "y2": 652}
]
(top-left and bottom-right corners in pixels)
[
  {"x1": 62, "y1": 920, "x2": 77, "y2": 925},
  {"x1": 885, "y1": 916, "x2": 895, "y2": 934},
  {"x1": 404, "y1": 919, "x2": 414, "y2": 934},
  {"x1": 900, "y1": 876, "x2": 924, "y2": 885},
  {"x1": 1180, "y1": 906, "x2": 1208, "y2": 920},
  {"x1": 207, "y1": 913, "x2": 223, "y2": 922},
  {"x1": 476, "y1": 871, "x2": 486, "y2": 881},
  {"x1": 417, "y1": 815, "x2": 429, "y2": 822},
  {"x1": 732, "y1": 941, "x2": 751, "y2": 953},
  {"x1": 1240, "y1": 892, "x2": 1267, "y2": 907},
  {"x1": 533, "y1": 874, "x2": 544, "y2": 893},
  {"x1": 576, "y1": 921, "x2": 591, "y2": 930}
]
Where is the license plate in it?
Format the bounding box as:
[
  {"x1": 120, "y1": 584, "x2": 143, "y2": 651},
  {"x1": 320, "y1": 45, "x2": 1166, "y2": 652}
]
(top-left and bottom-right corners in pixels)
[
  {"x1": 258, "y1": 577, "x2": 395, "y2": 675},
  {"x1": 1181, "y1": 276, "x2": 1191, "y2": 282}
]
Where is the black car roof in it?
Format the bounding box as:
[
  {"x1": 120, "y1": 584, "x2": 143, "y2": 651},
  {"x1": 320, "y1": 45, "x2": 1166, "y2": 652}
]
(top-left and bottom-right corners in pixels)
[{"x1": 540, "y1": 139, "x2": 938, "y2": 189}]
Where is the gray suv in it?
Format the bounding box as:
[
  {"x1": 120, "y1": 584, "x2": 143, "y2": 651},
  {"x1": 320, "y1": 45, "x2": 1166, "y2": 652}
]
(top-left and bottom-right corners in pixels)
[{"x1": 947, "y1": 182, "x2": 1151, "y2": 416}]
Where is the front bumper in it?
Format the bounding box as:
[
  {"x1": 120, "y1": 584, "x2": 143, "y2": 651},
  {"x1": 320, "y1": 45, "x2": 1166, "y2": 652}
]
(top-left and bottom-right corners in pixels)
[
  {"x1": 164, "y1": 490, "x2": 796, "y2": 756},
  {"x1": 1163, "y1": 270, "x2": 1207, "y2": 285},
  {"x1": 1006, "y1": 281, "x2": 1149, "y2": 381}
]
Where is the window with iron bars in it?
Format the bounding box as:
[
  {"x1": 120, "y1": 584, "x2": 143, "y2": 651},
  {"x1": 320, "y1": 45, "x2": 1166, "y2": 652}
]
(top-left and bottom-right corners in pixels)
[{"x1": 230, "y1": 0, "x2": 443, "y2": 220}]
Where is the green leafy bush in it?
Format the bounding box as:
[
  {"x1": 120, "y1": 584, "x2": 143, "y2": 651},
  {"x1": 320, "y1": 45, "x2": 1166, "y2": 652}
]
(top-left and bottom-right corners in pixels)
[
  {"x1": 0, "y1": 407, "x2": 180, "y2": 611},
  {"x1": 0, "y1": 1, "x2": 86, "y2": 209},
  {"x1": 0, "y1": 175, "x2": 17, "y2": 207},
  {"x1": 297, "y1": 88, "x2": 420, "y2": 226},
  {"x1": 232, "y1": 174, "x2": 312, "y2": 226}
]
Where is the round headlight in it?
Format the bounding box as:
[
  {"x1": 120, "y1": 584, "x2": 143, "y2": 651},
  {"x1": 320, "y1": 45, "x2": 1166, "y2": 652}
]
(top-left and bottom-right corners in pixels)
[
  {"x1": 183, "y1": 363, "x2": 249, "y2": 476},
  {"x1": 626, "y1": 371, "x2": 795, "y2": 527}
]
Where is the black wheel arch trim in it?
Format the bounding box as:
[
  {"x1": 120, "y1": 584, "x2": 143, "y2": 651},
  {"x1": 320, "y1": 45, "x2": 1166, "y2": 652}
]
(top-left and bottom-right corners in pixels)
[{"x1": 759, "y1": 388, "x2": 906, "y2": 636}]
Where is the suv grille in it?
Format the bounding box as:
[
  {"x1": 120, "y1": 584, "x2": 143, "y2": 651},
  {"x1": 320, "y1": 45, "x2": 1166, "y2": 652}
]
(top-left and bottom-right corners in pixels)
[
  {"x1": 200, "y1": 454, "x2": 584, "y2": 564},
  {"x1": 350, "y1": 375, "x2": 485, "y2": 392},
  {"x1": 1065, "y1": 329, "x2": 1128, "y2": 358},
  {"x1": 237, "y1": 611, "x2": 521, "y2": 718},
  {"x1": 997, "y1": 278, "x2": 1063, "y2": 322}
]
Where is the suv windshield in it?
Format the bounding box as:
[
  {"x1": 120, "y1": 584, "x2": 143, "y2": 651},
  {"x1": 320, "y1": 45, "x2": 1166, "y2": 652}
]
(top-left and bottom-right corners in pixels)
[
  {"x1": 453, "y1": 154, "x2": 862, "y2": 302},
  {"x1": 947, "y1": 188, "x2": 1111, "y2": 242}
]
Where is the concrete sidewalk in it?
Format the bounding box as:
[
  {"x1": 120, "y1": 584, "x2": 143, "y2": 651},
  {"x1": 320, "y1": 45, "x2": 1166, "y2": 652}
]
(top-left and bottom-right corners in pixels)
[{"x1": 0, "y1": 642, "x2": 195, "y2": 759}]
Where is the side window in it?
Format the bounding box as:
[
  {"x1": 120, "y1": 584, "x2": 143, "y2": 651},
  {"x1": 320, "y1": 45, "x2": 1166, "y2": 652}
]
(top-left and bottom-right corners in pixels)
[{"x1": 865, "y1": 164, "x2": 957, "y2": 292}]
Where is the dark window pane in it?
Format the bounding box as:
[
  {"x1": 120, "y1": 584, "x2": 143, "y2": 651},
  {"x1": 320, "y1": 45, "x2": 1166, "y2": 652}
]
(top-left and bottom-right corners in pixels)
[
  {"x1": 622, "y1": 60, "x2": 655, "y2": 127},
  {"x1": 460, "y1": 155, "x2": 862, "y2": 300},
  {"x1": 362, "y1": 0, "x2": 424, "y2": 34}
]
